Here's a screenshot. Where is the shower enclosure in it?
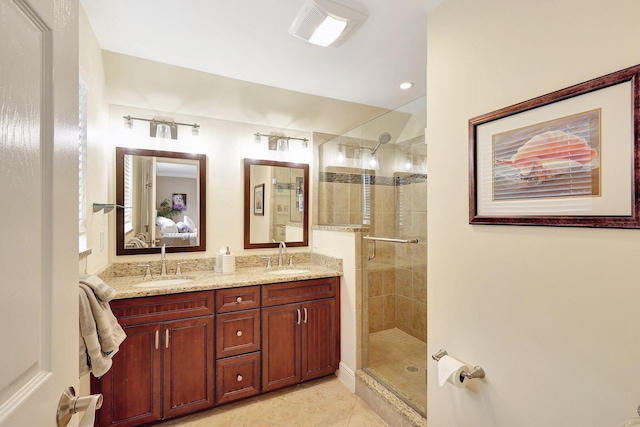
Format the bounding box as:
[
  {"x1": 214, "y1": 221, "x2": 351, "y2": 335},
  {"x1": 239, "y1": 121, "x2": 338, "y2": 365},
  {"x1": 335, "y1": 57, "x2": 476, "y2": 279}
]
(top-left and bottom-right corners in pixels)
[{"x1": 318, "y1": 96, "x2": 427, "y2": 415}]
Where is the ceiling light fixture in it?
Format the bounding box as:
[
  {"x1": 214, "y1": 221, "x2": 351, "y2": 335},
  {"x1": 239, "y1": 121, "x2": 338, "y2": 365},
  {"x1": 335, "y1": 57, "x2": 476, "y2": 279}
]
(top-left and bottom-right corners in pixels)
[
  {"x1": 399, "y1": 81, "x2": 414, "y2": 90},
  {"x1": 123, "y1": 115, "x2": 200, "y2": 140},
  {"x1": 289, "y1": 0, "x2": 367, "y2": 47}
]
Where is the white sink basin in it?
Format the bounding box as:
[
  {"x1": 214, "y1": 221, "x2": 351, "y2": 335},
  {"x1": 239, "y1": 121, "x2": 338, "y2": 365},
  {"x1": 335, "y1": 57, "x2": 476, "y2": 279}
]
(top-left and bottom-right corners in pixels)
[
  {"x1": 133, "y1": 278, "x2": 193, "y2": 288},
  {"x1": 267, "y1": 269, "x2": 311, "y2": 275}
]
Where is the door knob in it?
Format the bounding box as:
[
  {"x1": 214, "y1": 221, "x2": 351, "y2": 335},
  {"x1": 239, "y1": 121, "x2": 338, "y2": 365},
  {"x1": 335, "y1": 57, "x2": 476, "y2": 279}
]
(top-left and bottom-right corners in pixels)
[{"x1": 56, "y1": 386, "x2": 103, "y2": 427}]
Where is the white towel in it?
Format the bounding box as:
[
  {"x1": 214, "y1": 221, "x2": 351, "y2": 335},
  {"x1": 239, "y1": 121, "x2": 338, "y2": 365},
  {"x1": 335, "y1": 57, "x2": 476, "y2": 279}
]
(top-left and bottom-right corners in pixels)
[
  {"x1": 79, "y1": 274, "x2": 116, "y2": 302},
  {"x1": 126, "y1": 237, "x2": 148, "y2": 248},
  {"x1": 79, "y1": 276, "x2": 126, "y2": 378}
]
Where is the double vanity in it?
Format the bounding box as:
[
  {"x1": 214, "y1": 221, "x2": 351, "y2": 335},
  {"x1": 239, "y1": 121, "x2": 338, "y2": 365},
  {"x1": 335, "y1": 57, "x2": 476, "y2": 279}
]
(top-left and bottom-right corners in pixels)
[
  {"x1": 94, "y1": 147, "x2": 334, "y2": 426},
  {"x1": 90, "y1": 256, "x2": 341, "y2": 427}
]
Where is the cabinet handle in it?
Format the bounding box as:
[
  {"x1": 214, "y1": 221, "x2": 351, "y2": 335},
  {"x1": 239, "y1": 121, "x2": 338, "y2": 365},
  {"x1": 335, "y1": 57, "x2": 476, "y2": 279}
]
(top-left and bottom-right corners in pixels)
[
  {"x1": 296, "y1": 309, "x2": 301, "y2": 325},
  {"x1": 236, "y1": 330, "x2": 243, "y2": 337},
  {"x1": 236, "y1": 296, "x2": 243, "y2": 303},
  {"x1": 303, "y1": 307, "x2": 308, "y2": 324},
  {"x1": 236, "y1": 375, "x2": 243, "y2": 382},
  {"x1": 165, "y1": 329, "x2": 169, "y2": 349},
  {"x1": 155, "y1": 330, "x2": 159, "y2": 350}
]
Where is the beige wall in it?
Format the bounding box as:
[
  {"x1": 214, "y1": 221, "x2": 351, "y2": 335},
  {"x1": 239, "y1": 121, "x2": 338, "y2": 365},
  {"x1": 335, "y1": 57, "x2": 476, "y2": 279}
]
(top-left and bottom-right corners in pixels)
[
  {"x1": 427, "y1": 1, "x2": 640, "y2": 425},
  {"x1": 79, "y1": 7, "x2": 110, "y2": 274}
]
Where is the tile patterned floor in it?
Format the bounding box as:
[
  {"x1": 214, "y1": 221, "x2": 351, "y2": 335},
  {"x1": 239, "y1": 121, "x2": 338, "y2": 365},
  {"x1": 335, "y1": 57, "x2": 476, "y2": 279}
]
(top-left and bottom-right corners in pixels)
[
  {"x1": 367, "y1": 328, "x2": 427, "y2": 414},
  {"x1": 159, "y1": 375, "x2": 388, "y2": 427}
]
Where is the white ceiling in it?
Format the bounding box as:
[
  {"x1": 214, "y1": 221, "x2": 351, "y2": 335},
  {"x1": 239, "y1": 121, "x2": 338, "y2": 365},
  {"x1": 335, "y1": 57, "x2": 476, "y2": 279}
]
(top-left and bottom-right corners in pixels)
[{"x1": 81, "y1": 0, "x2": 442, "y2": 110}]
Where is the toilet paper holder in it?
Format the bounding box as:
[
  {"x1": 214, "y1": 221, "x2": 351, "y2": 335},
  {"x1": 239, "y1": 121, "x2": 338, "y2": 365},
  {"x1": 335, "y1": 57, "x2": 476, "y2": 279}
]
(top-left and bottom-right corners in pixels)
[{"x1": 432, "y1": 349, "x2": 486, "y2": 380}]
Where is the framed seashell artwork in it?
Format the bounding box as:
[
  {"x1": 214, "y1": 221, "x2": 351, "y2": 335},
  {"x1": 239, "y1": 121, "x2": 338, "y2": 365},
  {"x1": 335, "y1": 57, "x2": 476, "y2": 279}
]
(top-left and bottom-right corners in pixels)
[{"x1": 469, "y1": 63, "x2": 640, "y2": 228}]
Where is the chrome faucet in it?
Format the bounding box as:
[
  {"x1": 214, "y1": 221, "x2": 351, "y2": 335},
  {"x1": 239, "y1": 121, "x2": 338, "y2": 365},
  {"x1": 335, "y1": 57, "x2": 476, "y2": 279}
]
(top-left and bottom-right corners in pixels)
[
  {"x1": 277, "y1": 241, "x2": 287, "y2": 267},
  {"x1": 160, "y1": 243, "x2": 167, "y2": 276}
]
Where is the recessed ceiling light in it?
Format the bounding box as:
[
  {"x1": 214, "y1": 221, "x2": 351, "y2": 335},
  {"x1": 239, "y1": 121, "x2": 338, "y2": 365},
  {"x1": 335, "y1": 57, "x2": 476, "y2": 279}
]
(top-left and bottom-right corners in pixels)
[{"x1": 399, "y1": 82, "x2": 414, "y2": 90}]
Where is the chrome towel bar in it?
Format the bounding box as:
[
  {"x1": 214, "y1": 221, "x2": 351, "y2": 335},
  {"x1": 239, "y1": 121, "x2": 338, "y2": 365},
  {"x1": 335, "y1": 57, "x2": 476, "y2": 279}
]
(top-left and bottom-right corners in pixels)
[{"x1": 364, "y1": 235, "x2": 418, "y2": 261}]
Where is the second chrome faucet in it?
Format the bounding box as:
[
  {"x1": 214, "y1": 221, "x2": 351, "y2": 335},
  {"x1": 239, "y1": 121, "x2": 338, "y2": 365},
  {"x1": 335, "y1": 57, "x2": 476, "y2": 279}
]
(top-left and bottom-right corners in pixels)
[
  {"x1": 277, "y1": 241, "x2": 287, "y2": 267},
  {"x1": 160, "y1": 243, "x2": 167, "y2": 276}
]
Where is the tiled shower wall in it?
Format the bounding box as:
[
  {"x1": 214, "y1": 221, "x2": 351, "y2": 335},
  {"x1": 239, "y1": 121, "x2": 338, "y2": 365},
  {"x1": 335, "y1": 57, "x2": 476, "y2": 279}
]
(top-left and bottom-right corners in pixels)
[{"x1": 319, "y1": 170, "x2": 427, "y2": 343}]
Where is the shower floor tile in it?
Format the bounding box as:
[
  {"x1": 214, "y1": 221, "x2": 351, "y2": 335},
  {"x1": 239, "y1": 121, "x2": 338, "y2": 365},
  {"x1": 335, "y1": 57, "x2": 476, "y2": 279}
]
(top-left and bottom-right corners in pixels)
[{"x1": 367, "y1": 328, "x2": 427, "y2": 414}]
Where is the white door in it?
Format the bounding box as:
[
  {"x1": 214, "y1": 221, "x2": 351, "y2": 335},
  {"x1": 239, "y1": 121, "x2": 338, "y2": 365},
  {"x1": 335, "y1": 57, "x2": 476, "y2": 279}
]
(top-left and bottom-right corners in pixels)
[{"x1": 0, "y1": 0, "x2": 79, "y2": 426}]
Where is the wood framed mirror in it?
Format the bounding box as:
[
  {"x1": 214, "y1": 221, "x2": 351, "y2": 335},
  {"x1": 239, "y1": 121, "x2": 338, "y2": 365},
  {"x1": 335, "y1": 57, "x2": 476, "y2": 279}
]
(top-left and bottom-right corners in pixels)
[
  {"x1": 243, "y1": 158, "x2": 309, "y2": 249},
  {"x1": 116, "y1": 147, "x2": 207, "y2": 255}
]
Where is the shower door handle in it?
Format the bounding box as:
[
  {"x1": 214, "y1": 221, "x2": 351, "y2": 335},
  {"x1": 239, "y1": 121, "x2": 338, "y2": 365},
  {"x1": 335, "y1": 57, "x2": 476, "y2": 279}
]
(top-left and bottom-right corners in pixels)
[
  {"x1": 367, "y1": 240, "x2": 377, "y2": 261},
  {"x1": 364, "y1": 235, "x2": 419, "y2": 244},
  {"x1": 364, "y1": 235, "x2": 419, "y2": 261}
]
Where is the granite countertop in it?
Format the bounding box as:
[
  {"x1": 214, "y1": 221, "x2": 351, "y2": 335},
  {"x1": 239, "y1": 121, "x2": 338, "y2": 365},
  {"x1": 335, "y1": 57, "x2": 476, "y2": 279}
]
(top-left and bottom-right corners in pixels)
[{"x1": 104, "y1": 263, "x2": 341, "y2": 300}]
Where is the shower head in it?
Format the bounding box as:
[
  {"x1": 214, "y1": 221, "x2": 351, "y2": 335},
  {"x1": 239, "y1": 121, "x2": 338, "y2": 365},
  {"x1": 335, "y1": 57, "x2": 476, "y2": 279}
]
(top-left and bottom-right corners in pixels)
[{"x1": 371, "y1": 132, "x2": 392, "y2": 155}]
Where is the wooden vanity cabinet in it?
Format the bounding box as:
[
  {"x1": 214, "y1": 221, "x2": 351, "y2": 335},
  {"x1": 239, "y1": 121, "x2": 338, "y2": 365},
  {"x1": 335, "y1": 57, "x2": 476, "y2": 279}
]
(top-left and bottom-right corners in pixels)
[
  {"x1": 92, "y1": 277, "x2": 340, "y2": 426},
  {"x1": 91, "y1": 291, "x2": 215, "y2": 427},
  {"x1": 261, "y1": 277, "x2": 339, "y2": 392}
]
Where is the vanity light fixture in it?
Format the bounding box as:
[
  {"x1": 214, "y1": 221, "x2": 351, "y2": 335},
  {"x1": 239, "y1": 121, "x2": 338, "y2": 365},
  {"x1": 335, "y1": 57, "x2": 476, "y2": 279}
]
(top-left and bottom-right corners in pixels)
[
  {"x1": 154, "y1": 121, "x2": 173, "y2": 139},
  {"x1": 369, "y1": 155, "x2": 379, "y2": 169},
  {"x1": 123, "y1": 115, "x2": 134, "y2": 129},
  {"x1": 254, "y1": 132, "x2": 309, "y2": 150},
  {"x1": 123, "y1": 115, "x2": 200, "y2": 140},
  {"x1": 336, "y1": 145, "x2": 346, "y2": 164},
  {"x1": 404, "y1": 155, "x2": 413, "y2": 171},
  {"x1": 288, "y1": 0, "x2": 367, "y2": 47}
]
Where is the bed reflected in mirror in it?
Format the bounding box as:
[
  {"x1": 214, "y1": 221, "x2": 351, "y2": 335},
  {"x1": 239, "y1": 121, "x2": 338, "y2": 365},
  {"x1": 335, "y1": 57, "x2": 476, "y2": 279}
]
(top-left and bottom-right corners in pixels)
[{"x1": 116, "y1": 147, "x2": 207, "y2": 255}]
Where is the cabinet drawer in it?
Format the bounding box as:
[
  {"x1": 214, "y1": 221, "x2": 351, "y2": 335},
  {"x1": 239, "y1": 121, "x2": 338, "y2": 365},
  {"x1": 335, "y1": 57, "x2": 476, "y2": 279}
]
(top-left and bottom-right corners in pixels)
[
  {"x1": 262, "y1": 277, "x2": 338, "y2": 307},
  {"x1": 216, "y1": 286, "x2": 260, "y2": 313},
  {"x1": 111, "y1": 291, "x2": 214, "y2": 326},
  {"x1": 216, "y1": 310, "x2": 260, "y2": 358},
  {"x1": 216, "y1": 352, "x2": 261, "y2": 405}
]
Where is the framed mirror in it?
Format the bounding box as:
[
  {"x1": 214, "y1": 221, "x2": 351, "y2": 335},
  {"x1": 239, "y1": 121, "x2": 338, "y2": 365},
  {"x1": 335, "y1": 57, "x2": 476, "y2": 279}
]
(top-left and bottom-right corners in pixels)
[
  {"x1": 243, "y1": 158, "x2": 309, "y2": 249},
  {"x1": 116, "y1": 147, "x2": 207, "y2": 255}
]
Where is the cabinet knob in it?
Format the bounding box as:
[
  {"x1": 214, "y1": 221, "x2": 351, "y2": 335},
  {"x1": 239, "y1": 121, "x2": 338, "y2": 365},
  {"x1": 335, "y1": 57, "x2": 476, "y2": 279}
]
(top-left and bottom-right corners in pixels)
[
  {"x1": 236, "y1": 330, "x2": 243, "y2": 337},
  {"x1": 236, "y1": 375, "x2": 243, "y2": 382},
  {"x1": 236, "y1": 296, "x2": 243, "y2": 303}
]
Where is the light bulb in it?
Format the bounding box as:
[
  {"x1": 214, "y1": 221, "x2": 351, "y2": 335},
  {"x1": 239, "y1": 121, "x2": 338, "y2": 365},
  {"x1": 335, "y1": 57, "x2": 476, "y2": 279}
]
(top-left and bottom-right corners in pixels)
[
  {"x1": 336, "y1": 146, "x2": 345, "y2": 164},
  {"x1": 369, "y1": 155, "x2": 378, "y2": 169},
  {"x1": 124, "y1": 115, "x2": 133, "y2": 129},
  {"x1": 404, "y1": 155, "x2": 412, "y2": 171},
  {"x1": 157, "y1": 123, "x2": 170, "y2": 139}
]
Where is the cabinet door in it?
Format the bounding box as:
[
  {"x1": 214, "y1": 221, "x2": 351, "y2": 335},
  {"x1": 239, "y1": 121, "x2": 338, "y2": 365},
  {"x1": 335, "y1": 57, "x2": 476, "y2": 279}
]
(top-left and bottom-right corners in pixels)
[
  {"x1": 162, "y1": 316, "x2": 215, "y2": 419},
  {"x1": 97, "y1": 323, "x2": 161, "y2": 427},
  {"x1": 301, "y1": 298, "x2": 338, "y2": 381},
  {"x1": 262, "y1": 303, "x2": 301, "y2": 392}
]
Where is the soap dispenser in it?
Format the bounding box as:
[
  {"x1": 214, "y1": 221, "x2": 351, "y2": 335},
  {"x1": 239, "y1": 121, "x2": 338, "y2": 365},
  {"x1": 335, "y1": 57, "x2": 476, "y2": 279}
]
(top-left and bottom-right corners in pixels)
[{"x1": 222, "y1": 246, "x2": 236, "y2": 274}]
